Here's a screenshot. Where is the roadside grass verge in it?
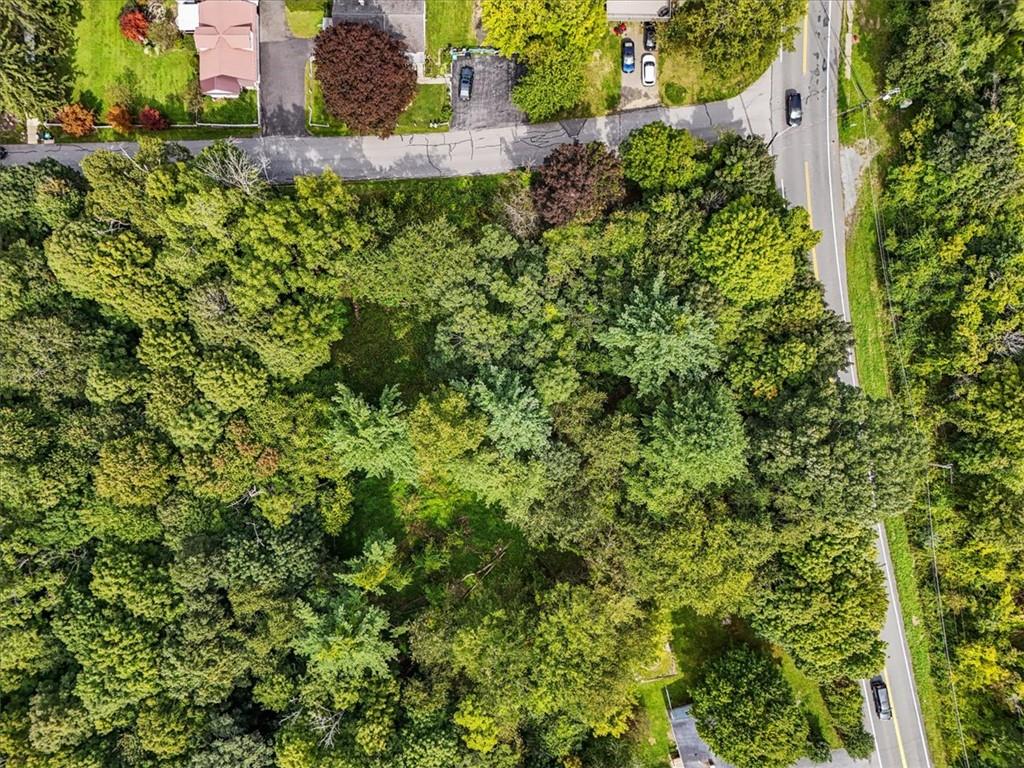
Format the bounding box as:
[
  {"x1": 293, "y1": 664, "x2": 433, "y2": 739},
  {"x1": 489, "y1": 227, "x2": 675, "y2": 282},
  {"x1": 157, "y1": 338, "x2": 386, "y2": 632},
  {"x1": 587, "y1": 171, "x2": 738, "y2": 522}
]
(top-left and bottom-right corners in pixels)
[
  {"x1": 426, "y1": 0, "x2": 476, "y2": 76},
  {"x1": 285, "y1": 0, "x2": 326, "y2": 39},
  {"x1": 847, "y1": 177, "x2": 892, "y2": 400},
  {"x1": 839, "y1": 0, "x2": 892, "y2": 145},
  {"x1": 72, "y1": 0, "x2": 197, "y2": 123},
  {"x1": 885, "y1": 516, "x2": 948, "y2": 768},
  {"x1": 53, "y1": 126, "x2": 258, "y2": 143}
]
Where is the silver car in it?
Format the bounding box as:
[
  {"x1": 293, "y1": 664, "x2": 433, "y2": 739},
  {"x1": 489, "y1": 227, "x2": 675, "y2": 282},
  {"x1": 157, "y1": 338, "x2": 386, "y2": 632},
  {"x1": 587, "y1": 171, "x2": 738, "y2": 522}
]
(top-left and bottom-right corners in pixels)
[{"x1": 641, "y1": 53, "x2": 656, "y2": 87}]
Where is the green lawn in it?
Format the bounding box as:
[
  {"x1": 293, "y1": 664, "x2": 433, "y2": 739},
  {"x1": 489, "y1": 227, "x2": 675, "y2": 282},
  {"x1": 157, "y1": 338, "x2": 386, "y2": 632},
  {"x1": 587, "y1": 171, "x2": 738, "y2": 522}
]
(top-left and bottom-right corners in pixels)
[
  {"x1": 307, "y1": 62, "x2": 449, "y2": 135},
  {"x1": 572, "y1": 29, "x2": 622, "y2": 117},
  {"x1": 201, "y1": 91, "x2": 259, "y2": 125},
  {"x1": 776, "y1": 648, "x2": 842, "y2": 750},
  {"x1": 425, "y1": 0, "x2": 476, "y2": 76},
  {"x1": 659, "y1": 46, "x2": 768, "y2": 106},
  {"x1": 286, "y1": 0, "x2": 326, "y2": 39},
  {"x1": 395, "y1": 85, "x2": 451, "y2": 133},
  {"x1": 635, "y1": 682, "x2": 675, "y2": 768},
  {"x1": 72, "y1": 0, "x2": 198, "y2": 123}
]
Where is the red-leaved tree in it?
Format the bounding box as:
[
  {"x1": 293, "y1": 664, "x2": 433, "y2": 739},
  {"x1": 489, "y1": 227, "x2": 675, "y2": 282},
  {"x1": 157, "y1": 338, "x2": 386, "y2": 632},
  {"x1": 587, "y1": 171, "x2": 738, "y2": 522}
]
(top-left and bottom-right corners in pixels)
[
  {"x1": 120, "y1": 9, "x2": 149, "y2": 44},
  {"x1": 313, "y1": 23, "x2": 416, "y2": 138},
  {"x1": 55, "y1": 104, "x2": 96, "y2": 137},
  {"x1": 138, "y1": 106, "x2": 168, "y2": 131},
  {"x1": 106, "y1": 104, "x2": 133, "y2": 134},
  {"x1": 532, "y1": 142, "x2": 626, "y2": 226}
]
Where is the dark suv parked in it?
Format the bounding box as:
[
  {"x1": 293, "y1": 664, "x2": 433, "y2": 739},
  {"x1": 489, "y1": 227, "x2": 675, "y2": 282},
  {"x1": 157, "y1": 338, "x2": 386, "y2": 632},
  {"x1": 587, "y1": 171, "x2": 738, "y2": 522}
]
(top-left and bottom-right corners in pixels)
[
  {"x1": 459, "y1": 66, "x2": 474, "y2": 101},
  {"x1": 871, "y1": 677, "x2": 892, "y2": 720}
]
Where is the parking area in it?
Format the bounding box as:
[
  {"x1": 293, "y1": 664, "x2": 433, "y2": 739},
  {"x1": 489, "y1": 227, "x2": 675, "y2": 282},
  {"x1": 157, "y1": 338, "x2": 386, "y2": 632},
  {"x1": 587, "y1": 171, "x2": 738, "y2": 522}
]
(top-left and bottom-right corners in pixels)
[
  {"x1": 618, "y1": 23, "x2": 660, "y2": 110},
  {"x1": 331, "y1": 0, "x2": 425, "y2": 53},
  {"x1": 450, "y1": 54, "x2": 526, "y2": 130}
]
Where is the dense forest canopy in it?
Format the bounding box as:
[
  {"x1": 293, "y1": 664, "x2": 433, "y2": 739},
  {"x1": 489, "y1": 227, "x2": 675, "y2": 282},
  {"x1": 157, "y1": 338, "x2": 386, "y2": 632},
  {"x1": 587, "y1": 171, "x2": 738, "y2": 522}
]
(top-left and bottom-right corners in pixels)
[
  {"x1": 0, "y1": 129, "x2": 917, "y2": 767},
  {"x1": 880, "y1": 1, "x2": 1024, "y2": 765}
]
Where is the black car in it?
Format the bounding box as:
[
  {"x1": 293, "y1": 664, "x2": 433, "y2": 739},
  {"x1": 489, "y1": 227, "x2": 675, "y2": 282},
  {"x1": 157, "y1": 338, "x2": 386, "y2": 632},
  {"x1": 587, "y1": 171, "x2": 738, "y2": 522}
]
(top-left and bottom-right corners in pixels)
[
  {"x1": 0, "y1": 147, "x2": 7, "y2": 161},
  {"x1": 458, "y1": 66, "x2": 474, "y2": 101},
  {"x1": 643, "y1": 22, "x2": 656, "y2": 51},
  {"x1": 871, "y1": 677, "x2": 892, "y2": 720},
  {"x1": 786, "y1": 90, "x2": 803, "y2": 126}
]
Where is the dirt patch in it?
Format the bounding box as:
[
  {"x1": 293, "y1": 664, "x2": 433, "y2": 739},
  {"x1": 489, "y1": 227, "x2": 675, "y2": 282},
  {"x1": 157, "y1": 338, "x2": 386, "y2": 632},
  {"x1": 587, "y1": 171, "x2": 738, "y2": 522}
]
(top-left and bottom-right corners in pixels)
[{"x1": 841, "y1": 138, "x2": 878, "y2": 220}]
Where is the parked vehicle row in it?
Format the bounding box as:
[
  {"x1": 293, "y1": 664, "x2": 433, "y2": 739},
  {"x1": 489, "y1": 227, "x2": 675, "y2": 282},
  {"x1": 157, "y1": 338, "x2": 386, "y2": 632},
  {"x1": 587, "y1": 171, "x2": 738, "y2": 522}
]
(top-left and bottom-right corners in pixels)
[{"x1": 621, "y1": 33, "x2": 656, "y2": 87}]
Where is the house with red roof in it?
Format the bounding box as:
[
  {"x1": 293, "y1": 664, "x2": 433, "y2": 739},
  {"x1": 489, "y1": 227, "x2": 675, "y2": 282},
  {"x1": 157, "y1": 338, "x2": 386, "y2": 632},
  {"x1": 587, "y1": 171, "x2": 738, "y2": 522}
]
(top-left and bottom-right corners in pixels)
[{"x1": 177, "y1": 0, "x2": 259, "y2": 99}]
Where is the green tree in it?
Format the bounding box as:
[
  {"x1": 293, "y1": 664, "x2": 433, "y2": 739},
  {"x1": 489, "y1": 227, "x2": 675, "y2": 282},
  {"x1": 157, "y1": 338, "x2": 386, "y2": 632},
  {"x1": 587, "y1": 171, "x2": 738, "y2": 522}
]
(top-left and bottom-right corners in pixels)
[
  {"x1": 667, "y1": 0, "x2": 803, "y2": 81},
  {"x1": 691, "y1": 646, "x2": 809, "y2": 768},
  {"x1": 597, "y1": 275, "x2": 719, "y2": 395},
  {"x1": 330, "y1": 384, "x2": 417, "y2": 481}
]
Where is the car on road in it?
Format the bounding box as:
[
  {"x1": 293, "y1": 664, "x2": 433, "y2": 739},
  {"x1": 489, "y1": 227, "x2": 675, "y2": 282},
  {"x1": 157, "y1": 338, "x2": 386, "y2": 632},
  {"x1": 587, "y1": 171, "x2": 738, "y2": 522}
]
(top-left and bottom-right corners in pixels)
[
  {"x1": 643, "y1": 22, "x2": 656, "y2": 51},
  {"x1": 640, "y1": 53, "x2": 656, "y2": 87},
  {"x1": 871, "y1": 677, "x2": 892, "y2": 720},
  {"x1": 0, "y1": 147, "x2": 7, "y2": 161},
  {"x1": 786, "y1": 90, "x2": 803, "y2": 126},
  {"x1": 622, "y1": 39, "x2": 635, "y2": 74},
  {"x1": 458, "y1": 66, "x2": 474, "y2": 101}
]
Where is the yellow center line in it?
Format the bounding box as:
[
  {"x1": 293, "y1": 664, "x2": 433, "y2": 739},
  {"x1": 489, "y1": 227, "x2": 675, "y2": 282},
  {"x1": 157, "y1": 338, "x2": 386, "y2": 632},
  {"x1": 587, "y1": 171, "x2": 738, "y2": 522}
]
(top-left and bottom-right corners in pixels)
[
  {"x1": 804, "y1": 161, "x2": 819, "y2": 279},
  {"x1": 802, "y1": 10, "x2": 809, "y2": 74},
  {"x1": 883, "y1": 668, "x2": 911, "y2": 768}
]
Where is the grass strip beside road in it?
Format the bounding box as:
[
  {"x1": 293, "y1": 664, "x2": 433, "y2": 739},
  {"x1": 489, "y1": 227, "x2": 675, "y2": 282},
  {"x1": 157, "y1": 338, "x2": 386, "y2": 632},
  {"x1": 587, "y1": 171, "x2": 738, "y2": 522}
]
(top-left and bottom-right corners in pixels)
[
  {"x1": 847, "y1": 177, "x2": 891, "y2": 400},
  {"x1": 884, "y1": 517, "x2": 948, "y2": 768}
]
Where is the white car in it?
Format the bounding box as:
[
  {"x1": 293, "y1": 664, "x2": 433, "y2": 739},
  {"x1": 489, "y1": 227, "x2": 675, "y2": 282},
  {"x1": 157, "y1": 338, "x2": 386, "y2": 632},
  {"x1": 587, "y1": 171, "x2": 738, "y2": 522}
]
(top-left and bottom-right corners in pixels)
[{"x1": 641, "y1": 53, "x2": 656, "y2": 87}]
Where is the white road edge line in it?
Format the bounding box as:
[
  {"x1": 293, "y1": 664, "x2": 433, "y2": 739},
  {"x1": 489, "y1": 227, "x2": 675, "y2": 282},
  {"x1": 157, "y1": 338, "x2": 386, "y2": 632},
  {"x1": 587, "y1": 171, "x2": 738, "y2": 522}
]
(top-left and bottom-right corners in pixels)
[
  {"x1": 877, "y1": 523, "x2": 934, "y2": 768},
  {"x1": 861, "y1": 678, "x2": 884, "y2": 768},
  {"x1": 822, "y1": 1, "x2": 859, "y2": 387}
]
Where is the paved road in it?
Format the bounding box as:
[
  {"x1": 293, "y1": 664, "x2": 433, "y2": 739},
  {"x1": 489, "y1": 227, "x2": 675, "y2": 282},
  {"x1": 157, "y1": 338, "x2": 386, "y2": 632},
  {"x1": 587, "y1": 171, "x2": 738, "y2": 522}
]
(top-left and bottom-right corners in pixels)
[
  {"x1": 0, "y1": 72, "x2": 770, "y2": 179},
  {"x1": 0, "y1": 10, "x2": 929, "y2": 766},
  {"x1": 771, "y1": 5, "x2": 933, "y2": 768}
]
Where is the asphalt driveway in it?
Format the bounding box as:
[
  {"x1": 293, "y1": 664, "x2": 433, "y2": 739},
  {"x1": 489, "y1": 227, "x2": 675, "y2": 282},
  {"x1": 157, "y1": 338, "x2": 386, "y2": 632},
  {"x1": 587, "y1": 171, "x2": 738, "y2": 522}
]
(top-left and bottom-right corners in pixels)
[
  {"x1": 260, "y1": 0, "x2": 314, "y2": 136},
  {"x1": 619, "y1": 24, "x2": 659, "y2": 110},
  {"x1": 450, "y1": 54, "x2": 526, "y2": 130}
]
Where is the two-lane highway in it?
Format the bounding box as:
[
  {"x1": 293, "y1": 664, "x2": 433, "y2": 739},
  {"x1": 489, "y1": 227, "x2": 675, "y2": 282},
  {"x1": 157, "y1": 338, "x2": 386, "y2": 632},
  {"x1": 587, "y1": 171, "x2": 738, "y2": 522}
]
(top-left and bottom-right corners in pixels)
[{"x1": 771, "y1": 5, "x2": 932, "y2": 768}]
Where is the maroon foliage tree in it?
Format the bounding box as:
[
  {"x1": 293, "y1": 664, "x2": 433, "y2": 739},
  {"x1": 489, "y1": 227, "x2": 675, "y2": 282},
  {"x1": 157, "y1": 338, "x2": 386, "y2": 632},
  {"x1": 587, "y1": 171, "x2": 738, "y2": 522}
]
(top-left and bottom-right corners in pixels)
[
  {"x1": 313, "y1": 23, "x2": 417, "y2": 138},
  {"x1": 532, "y1": 142, "x2": 626, "y2": 227},
  {"x1": 138, "y1": 106, "x2": 169, "y2": 131},
  {"x1": 119, "y1": 9, "x2": 150, "y2": 44}
]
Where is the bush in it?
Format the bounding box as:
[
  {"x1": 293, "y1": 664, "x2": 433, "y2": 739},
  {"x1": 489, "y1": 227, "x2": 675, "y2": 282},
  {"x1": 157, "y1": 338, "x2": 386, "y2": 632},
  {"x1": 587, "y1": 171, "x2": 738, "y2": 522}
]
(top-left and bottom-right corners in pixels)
[
  {"x1": 313, "y1": 23, "x2": 417, "y2": 137},
  {"x1": 55, "y1": 104, "x2": 95, "y2": 137},
  {"x1": 105, "y1": 105, "x2": 133, "y2": 134},
  {"x1": 148, "y1": 18, "x2": 180, "y2": 53},
  {"x1": 138, "y1": 106, "x2": 169, "y2": 131},
  {"x1": 532, "y1": 142, "x2": 625, "y2": 226},
  {"x1": 119, "y1": 8, "x2": 150, "y2": 44}
]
